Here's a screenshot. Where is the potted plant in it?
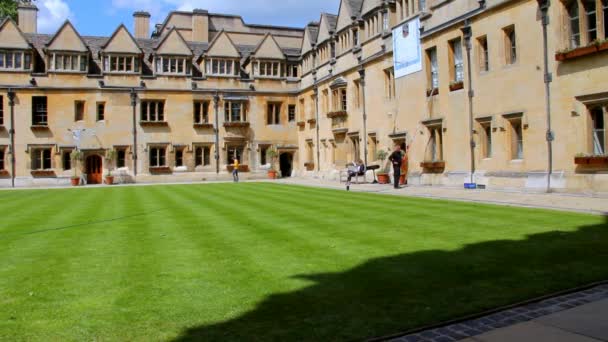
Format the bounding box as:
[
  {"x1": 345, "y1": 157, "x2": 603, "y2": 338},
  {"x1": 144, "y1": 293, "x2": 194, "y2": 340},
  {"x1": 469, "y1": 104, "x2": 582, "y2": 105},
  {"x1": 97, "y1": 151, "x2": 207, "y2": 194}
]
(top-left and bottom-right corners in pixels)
[
  {"x1": 70, "y1": 150, "x2": 82, "y2": 186},
  {"x1": 266, "y1": 147, "x2": 279, "y2": 179},
  {"x1": 376, "y1": 149, "x2": 390, "y2": 184},
  {"x1": 104, "y1": 150, "x2": 116, "y2": 185}
]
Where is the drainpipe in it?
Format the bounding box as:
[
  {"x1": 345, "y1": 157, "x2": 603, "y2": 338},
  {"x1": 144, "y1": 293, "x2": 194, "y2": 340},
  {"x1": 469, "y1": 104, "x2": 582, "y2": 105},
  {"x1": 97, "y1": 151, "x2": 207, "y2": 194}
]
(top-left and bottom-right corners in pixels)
[
  {"x1": 538, "y1": 0, "x2": 554, "y2": 193},
  {"x1": 314, "y1": 85, "x2": 320, "y2": 172},
  {"x1": 461, "y1": 20, "x2": 476, "y2": 185},
  {"x1": 7, "y1": 89, "x2": 16, "y2": 188},
  {"x1": 358, "y1": 66, "x2": 368, "y2": 167},
  {"x1": 214, "y1": 91, "x2": 220, "y2": 175},
  {"x1": 130, "y1": 89, "x2": 138, "y2": 177}
]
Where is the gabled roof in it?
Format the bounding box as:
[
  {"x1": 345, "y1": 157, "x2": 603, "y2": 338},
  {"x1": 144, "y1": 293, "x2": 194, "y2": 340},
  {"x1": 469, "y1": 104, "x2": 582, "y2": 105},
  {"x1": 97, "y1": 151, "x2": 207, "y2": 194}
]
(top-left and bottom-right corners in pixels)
[
  {"x1": 0, "y1": 18, "x2": 32, "y2": 49},
  {"x1": 336, "y1": 0, "x2": 364, "y2": 32},
  {"x1": 301, "y1": 22, "x2": 319, "y2": 55},
  {"x1": 102, "y1": 24, "x2": 143, "y2": 54},
  {"x1": 46, "y1": 20, "x2": 89, "y2": 52},
  {"x1": 251, "y1": 33, "x2": 285, "y2": 60},
  {"x1": 316, "y1": 13, "x2": 338, "y2": 45},
  {"x1": 205, "y1": 30, "x2": 241, "y2": 58},
  {"x1": 154, "y1": 27, "x2": 193, "y2": 56},
  {"x1": 347, "y1": 0, "x2": 365, "y2": 17},
  {"x1": 361, "y1": 0, "x2": 383, "y2": 16}
]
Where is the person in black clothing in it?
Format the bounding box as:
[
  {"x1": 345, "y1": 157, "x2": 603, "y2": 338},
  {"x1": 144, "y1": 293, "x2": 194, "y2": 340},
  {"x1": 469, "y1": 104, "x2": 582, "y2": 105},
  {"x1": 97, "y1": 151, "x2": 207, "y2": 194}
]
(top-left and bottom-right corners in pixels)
[{"x1": 388, "y1": 145, "x2": 403, "y2": 189}]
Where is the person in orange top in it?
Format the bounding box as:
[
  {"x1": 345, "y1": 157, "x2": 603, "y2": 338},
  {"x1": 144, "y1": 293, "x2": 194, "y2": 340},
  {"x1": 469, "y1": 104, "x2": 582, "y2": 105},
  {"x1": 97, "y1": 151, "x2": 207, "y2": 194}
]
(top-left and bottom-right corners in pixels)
[{"x1": 232, "y1": 158, "x2": 240, "y2": 183}]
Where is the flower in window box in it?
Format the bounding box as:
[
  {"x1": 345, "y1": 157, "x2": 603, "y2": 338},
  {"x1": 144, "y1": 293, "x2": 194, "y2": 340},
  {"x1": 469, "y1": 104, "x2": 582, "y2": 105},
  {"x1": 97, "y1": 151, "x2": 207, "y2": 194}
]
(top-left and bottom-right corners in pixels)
[{"x1": 449, "y1": 81, "x2": 464, "y2": 91}]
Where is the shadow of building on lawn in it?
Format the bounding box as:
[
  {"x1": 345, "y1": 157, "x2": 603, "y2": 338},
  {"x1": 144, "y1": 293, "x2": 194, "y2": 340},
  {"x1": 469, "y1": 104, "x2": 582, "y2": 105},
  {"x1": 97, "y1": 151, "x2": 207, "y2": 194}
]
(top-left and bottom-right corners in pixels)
[{"x1": 173, "y1": 217, "x2": 608, "y2": 342}]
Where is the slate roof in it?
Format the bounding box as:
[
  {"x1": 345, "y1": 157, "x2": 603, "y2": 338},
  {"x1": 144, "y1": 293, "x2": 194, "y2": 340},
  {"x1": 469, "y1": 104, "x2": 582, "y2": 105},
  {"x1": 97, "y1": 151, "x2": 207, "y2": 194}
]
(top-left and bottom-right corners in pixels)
[{"x1": 347, "y1": 0, "x2": 365, "y2": 17}]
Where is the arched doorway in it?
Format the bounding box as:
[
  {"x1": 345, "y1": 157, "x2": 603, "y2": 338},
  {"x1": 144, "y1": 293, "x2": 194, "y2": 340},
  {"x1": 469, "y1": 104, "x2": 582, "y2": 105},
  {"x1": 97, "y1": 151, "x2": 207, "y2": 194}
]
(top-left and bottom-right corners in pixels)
[
  {"x1": 86, "y1": 155, "x2": 103, "y2": 184},
  {"x1": 280, "y1": 153, "x2": 293, "y2": 178}
]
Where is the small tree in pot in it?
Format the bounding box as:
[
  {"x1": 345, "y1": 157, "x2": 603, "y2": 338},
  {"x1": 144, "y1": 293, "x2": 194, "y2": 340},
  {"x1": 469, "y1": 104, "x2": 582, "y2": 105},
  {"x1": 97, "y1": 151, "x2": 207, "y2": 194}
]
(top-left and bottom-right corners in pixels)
[
  {"x1": 70, "y1": 150, "x2": 82, "y2": 186},
  {"x1": 376, "y1": 149, "x2": 390, "y2": 184},
  {"x1": 104, "y1": 149, "x2": 116, "y2": 185},
  {"x1": 266, "y1": 147, "x2": 279, "y2": 179}
]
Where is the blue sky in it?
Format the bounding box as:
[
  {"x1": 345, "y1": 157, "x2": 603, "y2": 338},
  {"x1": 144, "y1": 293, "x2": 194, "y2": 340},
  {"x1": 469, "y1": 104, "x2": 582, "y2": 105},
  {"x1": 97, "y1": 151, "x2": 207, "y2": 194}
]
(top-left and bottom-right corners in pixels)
[{"x1": 36, "y1": 0, "x2": 340, "y2": 36}]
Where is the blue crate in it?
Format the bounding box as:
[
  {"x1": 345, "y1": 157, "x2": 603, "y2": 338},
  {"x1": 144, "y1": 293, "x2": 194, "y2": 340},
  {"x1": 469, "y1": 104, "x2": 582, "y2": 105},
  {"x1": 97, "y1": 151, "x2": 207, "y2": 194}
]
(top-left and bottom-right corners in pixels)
[{"x1": 464, "y1": 183, "x2": 477, "y2": 189}]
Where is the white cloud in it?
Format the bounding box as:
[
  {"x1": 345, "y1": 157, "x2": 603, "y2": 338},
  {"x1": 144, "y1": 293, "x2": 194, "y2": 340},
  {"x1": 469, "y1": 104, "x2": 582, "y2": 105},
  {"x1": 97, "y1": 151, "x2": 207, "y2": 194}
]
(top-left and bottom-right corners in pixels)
[{"x1": 38, "y1": 0, "x2": 74, "y2": 34}]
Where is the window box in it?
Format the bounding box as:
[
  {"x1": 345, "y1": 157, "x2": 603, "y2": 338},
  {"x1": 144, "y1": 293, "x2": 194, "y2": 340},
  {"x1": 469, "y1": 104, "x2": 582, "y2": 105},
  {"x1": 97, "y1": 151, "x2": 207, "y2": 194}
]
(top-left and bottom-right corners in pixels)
[
  {"x1": 307, "y1": 118, "x2": 317, "y2": 124},
  {"x1": 574, "y1": 156, "x2": 608, "y2": 166},
  {"x1": 140, "y1": 121, "x2": 168, "y2": 127},
  {"x1": 227, "y1": 165, "x2": 249, "y2": 172},
  {"x1": 555, "y1": 42, "x2": 606, "y2": 61},
  {"x1": 31, "y1": 170, "x2": 56, "y2": 178},
  {"x1": 0, "y1": 170, "x2": 9, "y2": 178},
  {"x1": 149, "y1": 166, "x2": 172, "y2": 174},
  {"x1": 449, "y1": 81, "x2": 464, "y2": 92},
  {"x1": 426, "y1": 88, "x2": 439, "y2": 97},
  {"x1": 420, "y1": 161, "x2": 445, "y2": 173},
  {"x1": 327, "y1": 110, "x2": 348, "y2": 119},
  {"x1": 31, "y1": 125, "x2": 49, "y2": 130},
  {"x1": 297, "y1": 121, "x2": 306, "y2": 128},
  {"x1": 223, "y1": 122, "x2": 250, "y2": 128},
  {"x1": 193, "y1": 123, "x2": 214, "y2": 129},
  {"x1": 304, "y1": 162, "x2": 315, "y2": 171}
]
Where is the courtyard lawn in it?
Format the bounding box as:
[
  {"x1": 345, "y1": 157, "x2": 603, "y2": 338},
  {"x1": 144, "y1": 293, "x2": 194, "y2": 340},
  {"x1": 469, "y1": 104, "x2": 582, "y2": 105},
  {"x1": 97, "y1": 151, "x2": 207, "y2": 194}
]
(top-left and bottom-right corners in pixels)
[{"x1": 0, "y1": 184, "x2": 607, "y2": 341}]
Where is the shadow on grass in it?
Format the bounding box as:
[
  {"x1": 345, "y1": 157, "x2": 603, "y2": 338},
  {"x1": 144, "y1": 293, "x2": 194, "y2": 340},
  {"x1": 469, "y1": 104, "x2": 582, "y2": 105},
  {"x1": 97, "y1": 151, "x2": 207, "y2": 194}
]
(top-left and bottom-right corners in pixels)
[{"x1": 174, "y1": 217, "x2": 608, "y2": 342}]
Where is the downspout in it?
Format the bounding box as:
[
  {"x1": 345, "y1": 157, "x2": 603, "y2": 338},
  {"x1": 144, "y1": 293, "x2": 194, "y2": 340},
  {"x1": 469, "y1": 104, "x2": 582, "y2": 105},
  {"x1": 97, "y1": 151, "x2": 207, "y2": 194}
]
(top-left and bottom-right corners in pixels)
[
  {"x1": 461, "y1": 21, "x2": 476, "y2": 185},
  {"x1": 358, "y1": 66, "x2": 368, "y2": 167},
  {"x1": 538, "y1": 0, "x2": 554, "y2": 193},
  {"x1": 214, "y1": 91, "x2": 220, "y2": 175},
  {"x1": 130, "y1": 89, "x2": 138, "y2": 177},
  {"x1": 7, "y1": 89, "x2": 16, "y2": 188},
  {"x1": 314, "y1": 85, "x2": 320, "y2": 173}
]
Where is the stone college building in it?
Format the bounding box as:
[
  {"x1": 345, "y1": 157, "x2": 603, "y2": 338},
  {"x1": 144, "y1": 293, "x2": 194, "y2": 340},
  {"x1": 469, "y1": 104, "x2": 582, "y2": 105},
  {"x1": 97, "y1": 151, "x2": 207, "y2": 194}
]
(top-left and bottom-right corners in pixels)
[{"x1": 0, "y1": 0, "x2": 606, "y2": 192}]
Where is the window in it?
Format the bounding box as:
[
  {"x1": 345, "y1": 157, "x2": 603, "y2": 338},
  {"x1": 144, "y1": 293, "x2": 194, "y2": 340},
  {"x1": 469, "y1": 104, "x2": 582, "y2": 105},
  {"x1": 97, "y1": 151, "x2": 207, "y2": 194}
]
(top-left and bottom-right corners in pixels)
[
  {"x1": 419, "y1": 0, "x2": 427, "y2": 11},
  {"x1": 504, "y1": 27, "x2": 517, "y2": 64},
  {"x1": 591, "y1": 107, "x2": 605, "y2": 155},
  {"x1": 32, "y1": 96, "x2": 48, "y2": 126},
  {"x1": 260, "y1": 146, "x2": 268, "y2": 165},
  {"x1": 479, "y1": 122, "x2": 493, "y2": 158},
  {"x1": 141, "y1": 101, "x2": 165, "y2": 122},
  {"x1": 149, "y1": 147, "x2": 166, "y2": 167},
  {"x1": 569, "y1": 2, "x2": 581, "y2": 48},
  {"x1": 256, "y1": 61, "x2": 283, "y2": 77},
  {"x1": 353, "y1": 29, "x2": 359, "y2": 46},
  {"x1": 224, "y1": 101, "x2": 247, "y2": 122},
  {"x1": 427, "y1": 126, "x2": 443, "y2": 161},
  {"x1": 604, "y1": 0, "x2": 608, "y2": 40},
  {"x1": 383, "y1": 11, "x2": 389, "y2": 31},
  {"x1": 332, "y1": 88, "x2": 347, "y2": 111},
  {"x1": 51, "y1": 53, "x2": 87, "y2": 72},
  {"x1": 354, "y1": 80, "x2": 361, "y2": 108},
  {"x1": 509, "y1": 119, "x2": 524, "y2": 160},
  {"x1": 62, "y1": 150, "x2": 71, "y2": 170},
  {"x1": 205, "y1": 58, "x2": 239, "y2": 76},
  {"x1": 117, "y1": 149, "x2": 126, "y2": 168},
  {"x1": 288, "y1": 105, "x2": 296, "y2": 122},
  {"x1": 450, "y1": 38, "x2": 464, "y2": 82},
  {"x1": 155, "y1": 56, "x2": 191, "y2": 75},
  {"x1": 195, "y1": 146, "x2": 211, "y2": 166},
  {"x1": 427, "y1": 47, "x2": 439, "y2": 90},
  {"x1": 227, "y1": 146, "x2": 243, "y2": 165},
  {"x1": 175, "y1": 149, "x2": 184, "y2": 167},
  {"x1": 74, "y1": 101, "x2": 85, "y2": 121},
  {"x1": 104, "y1": 55, "x2": 140, "y2": 73},
  {"x1": 384, "y1": 69, "x2": 395, "y2": 100},
  {"x1": 478, "y1": 36, "x2": 489, "y2": 72},
  {"x1": 584, "y1": 0, "x2": 598, "y2": 42},
  {"x1": 267, "y1": 103, "x2": 281, "y2": 125},
  {"x1": 0, "y1": 95, "x2": 3, "y2": 126},
  {"x1": 194, "y1": 101, "x2": 209, "y2": 124},
  {"x1": 0, "y1": 148, "x2": 5, "y2": 170},
  {"x1": 32, "y1": 148, "x2": 52, "y2": 170},
  {"x1": 0, "y1": 50, "x2": 32, "y2": 70},
  {"x1": 287, "y1": 64, "x2": 299, "y2": 78},
  {"x1": 97, "y1": 102, "x2": 105, "y2": 121}
]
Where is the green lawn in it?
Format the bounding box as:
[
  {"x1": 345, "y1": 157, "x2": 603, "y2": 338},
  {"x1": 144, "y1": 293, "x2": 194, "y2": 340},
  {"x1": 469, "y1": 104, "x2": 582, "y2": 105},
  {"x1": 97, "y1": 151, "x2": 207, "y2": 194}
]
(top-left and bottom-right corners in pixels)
[{"x1": 0, "y1": 183, "x2": 606, "y2": 341}]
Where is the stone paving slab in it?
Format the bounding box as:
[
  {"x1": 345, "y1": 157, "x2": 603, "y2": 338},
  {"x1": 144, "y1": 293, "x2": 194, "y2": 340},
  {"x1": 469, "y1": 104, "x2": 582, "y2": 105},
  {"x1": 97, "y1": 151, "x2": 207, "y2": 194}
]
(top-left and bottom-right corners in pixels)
[
  {"x1": 535, "y1": 298, "x2": 608, "y2": 341},
  {"x1": 470, "y1": 321, "x2": 602, "y2": 342},
  {"x1": 387, "y1": 284, "x2": 608, "y2": 342}
]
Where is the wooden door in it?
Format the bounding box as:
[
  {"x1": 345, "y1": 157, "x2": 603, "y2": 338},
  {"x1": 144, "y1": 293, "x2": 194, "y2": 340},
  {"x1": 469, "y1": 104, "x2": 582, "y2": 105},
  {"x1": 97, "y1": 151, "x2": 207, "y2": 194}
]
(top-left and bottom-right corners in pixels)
[{"x1": 86, "y1": 155, "x2": 102, "y2": 184}]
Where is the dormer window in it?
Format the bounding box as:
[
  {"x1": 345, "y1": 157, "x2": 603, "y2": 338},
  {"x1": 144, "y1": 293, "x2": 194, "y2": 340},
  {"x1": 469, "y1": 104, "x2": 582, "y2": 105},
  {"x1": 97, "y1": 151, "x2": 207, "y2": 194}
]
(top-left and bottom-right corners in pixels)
[
  {"x1": 50, "y1": 53, "x2": 87, "y2": 72},
  {"x1": 155, "y1": 56, "x2": 191, "y2": 76},
  {"x1": 0, "y1": 50, "x2": 32, "y2": 71},
  {"x1": 205, "y1": 58, "x2": 239, "y2": 77},
  {"x1": 104, "y1": 55, "x2": 141, "y2": 73},
  {"x1": 254, "y1": 60, "x2": 284, "y2": 78}
]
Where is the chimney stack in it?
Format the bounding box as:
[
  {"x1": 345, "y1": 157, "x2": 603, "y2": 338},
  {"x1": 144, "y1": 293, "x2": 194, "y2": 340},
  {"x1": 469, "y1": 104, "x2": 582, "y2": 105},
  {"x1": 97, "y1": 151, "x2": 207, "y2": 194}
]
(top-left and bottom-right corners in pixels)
[
  {"x1": 133, "y1": 11, "x2": 151, "y2": 39},
  {"x1": 18, "y1": 2, "x2": 38, "y2": 34},
  {"x1": 192, "y1": 9, "x2": 209, "y2": 43}
]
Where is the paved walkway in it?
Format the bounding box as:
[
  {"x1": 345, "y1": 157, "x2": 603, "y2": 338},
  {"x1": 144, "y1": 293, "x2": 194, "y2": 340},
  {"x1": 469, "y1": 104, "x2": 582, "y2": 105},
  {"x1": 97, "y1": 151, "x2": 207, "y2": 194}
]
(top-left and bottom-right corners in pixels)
[
  {"x1": 387, "y1": 283, "x2": 608, "y2": 342},
  {"x1": 276, "y1": 178, "x2": 608, "y2": 215}
]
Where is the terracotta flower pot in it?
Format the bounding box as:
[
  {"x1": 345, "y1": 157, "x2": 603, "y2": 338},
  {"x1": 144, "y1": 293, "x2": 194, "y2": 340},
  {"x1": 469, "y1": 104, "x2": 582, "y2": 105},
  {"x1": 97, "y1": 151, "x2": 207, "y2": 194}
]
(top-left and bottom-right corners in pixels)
[
  {"x1": 105, "y1": 176, "x2": 114, "y2": 185},
  {"x1": 268, "y1": 170, "x2": 278, "y2": 179},
  {"x1": 71, "y1": 178, "x2": 80, "y2": 186},
  {"x1": 399, "y1": 174, "x2": 407, "y2": 185},
  {"x1": 377, "y1": 173, "x2": 390, "y2": 184}
]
